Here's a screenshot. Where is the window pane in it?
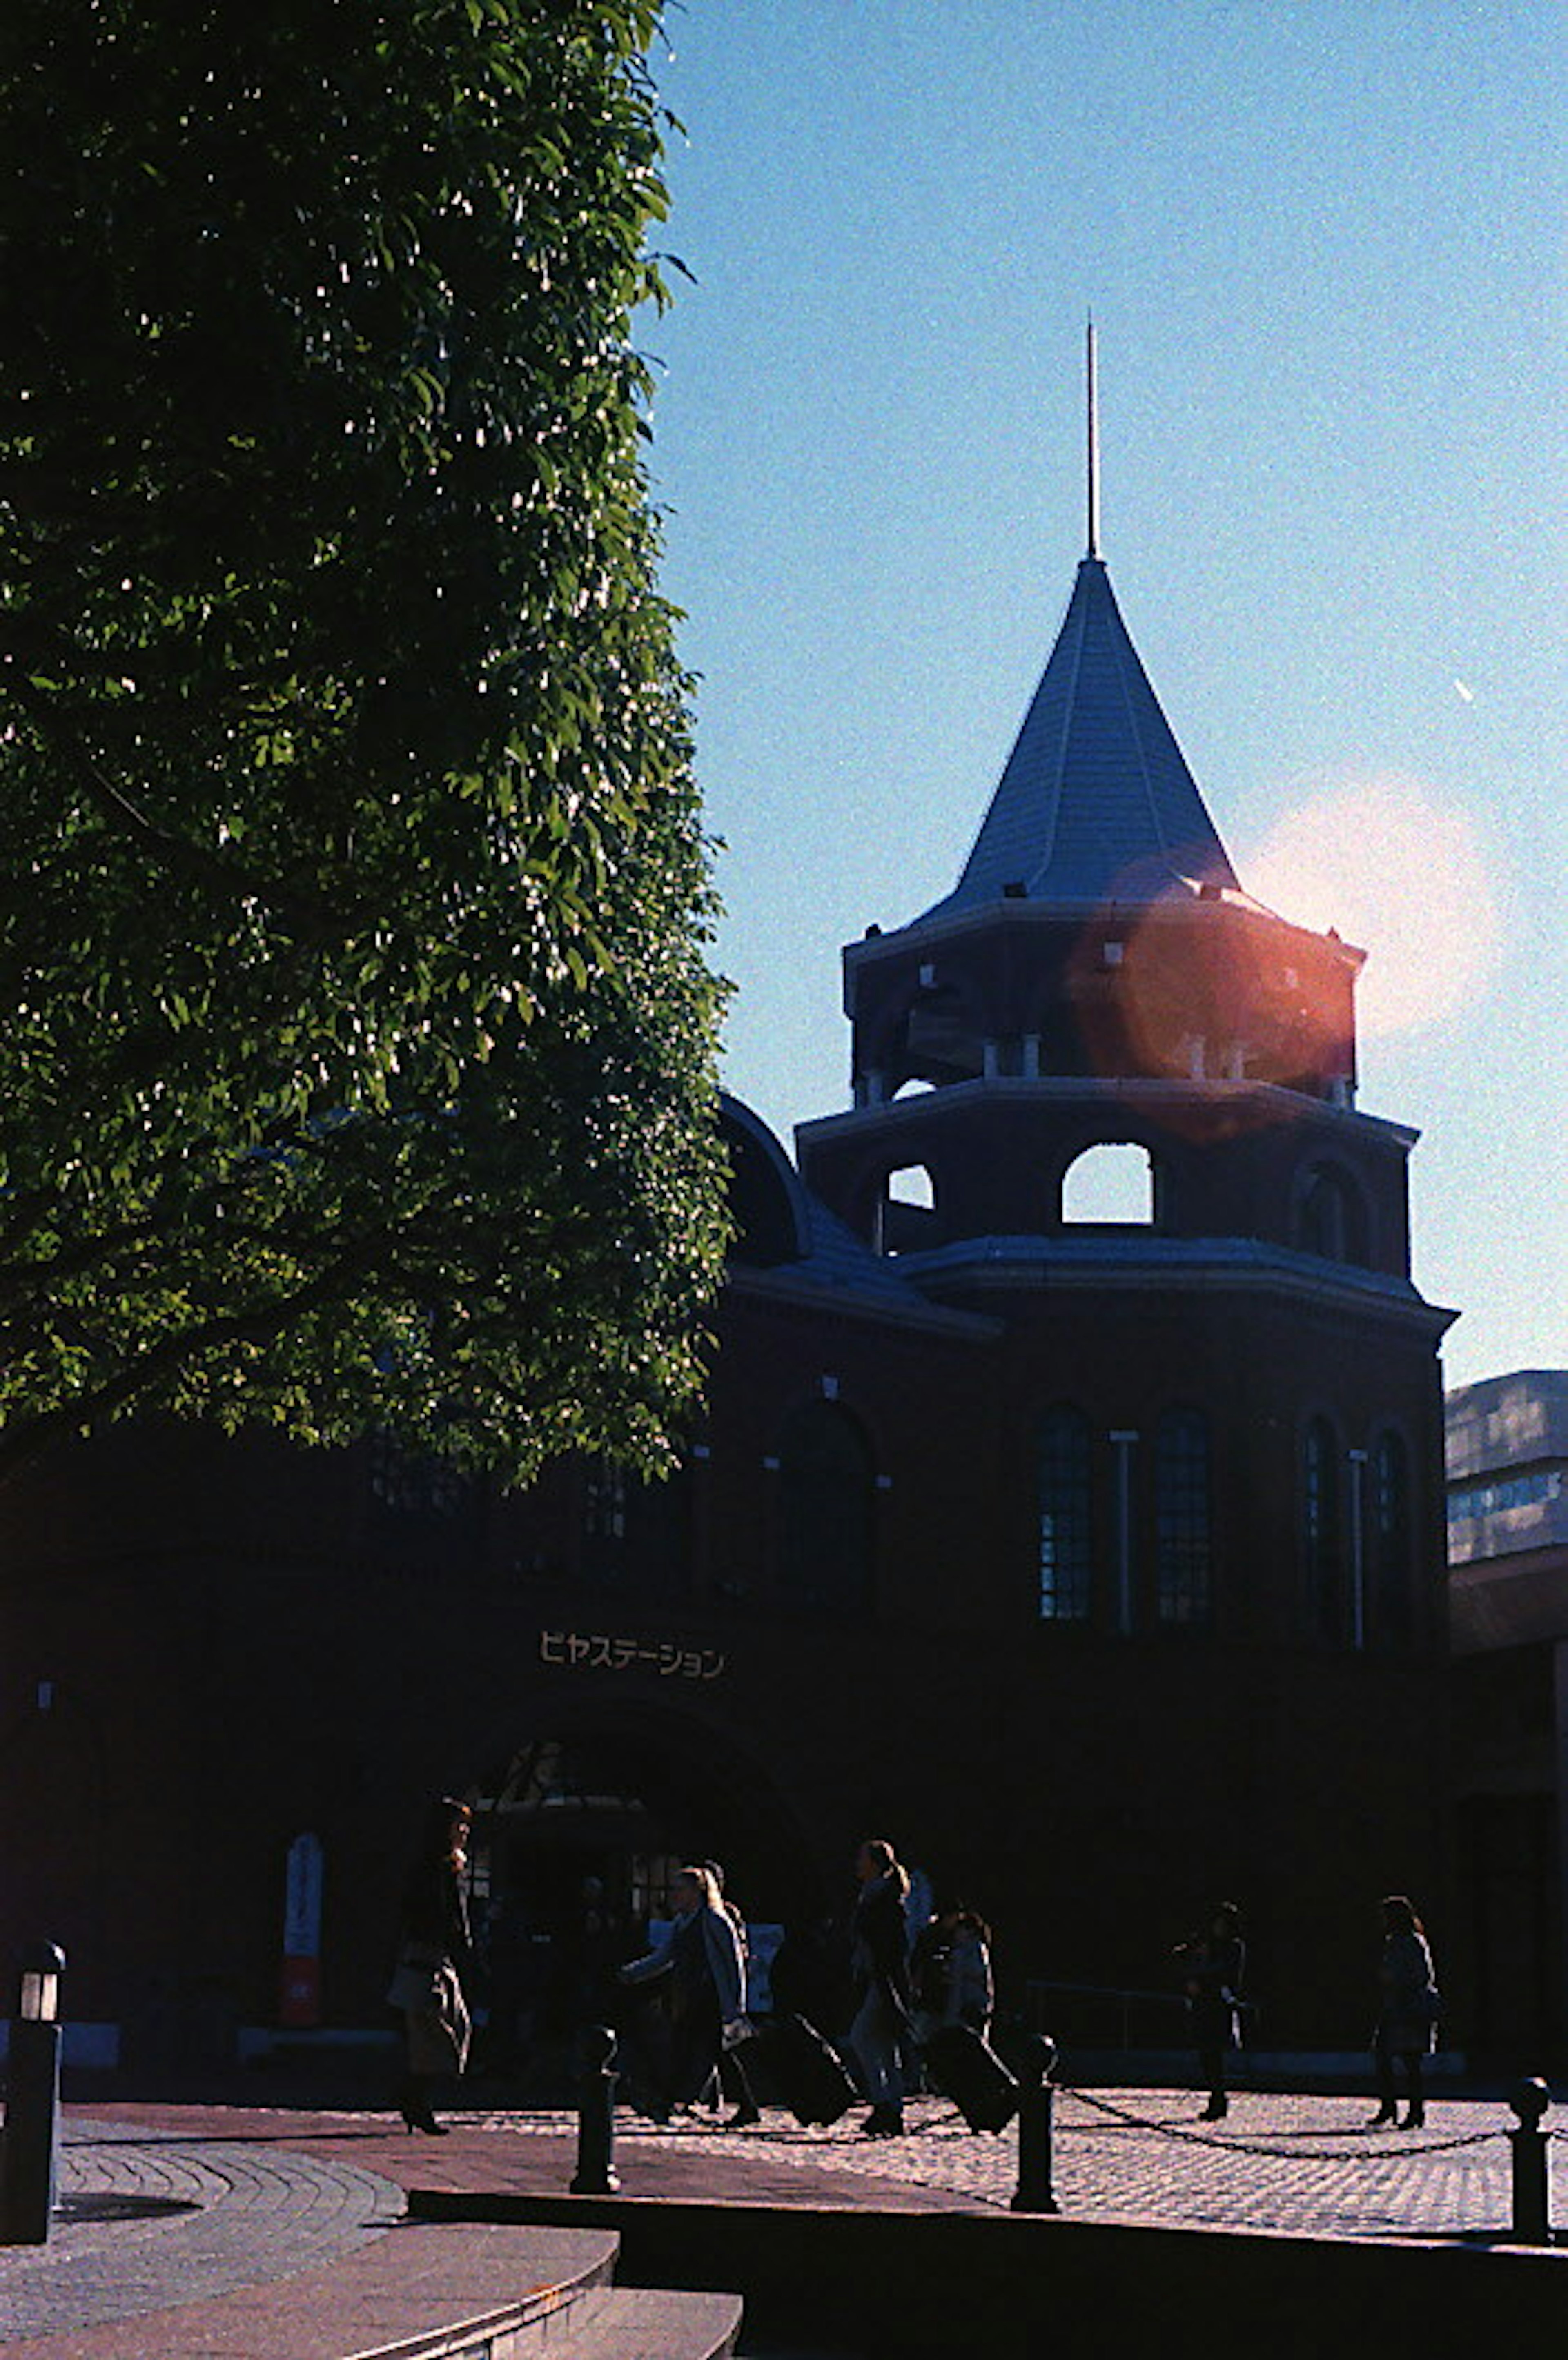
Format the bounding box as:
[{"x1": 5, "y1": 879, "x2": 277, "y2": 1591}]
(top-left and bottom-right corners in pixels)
[
  {"x1": 1038, "y1": 1408, "x2": 1093, "y2": 1621},
  {"x1": 1156, "y1": 1409, "x2": 1212, "y2": 1627}
]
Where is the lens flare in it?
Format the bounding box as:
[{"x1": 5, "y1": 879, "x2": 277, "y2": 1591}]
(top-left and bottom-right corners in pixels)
[{"x1": 1241, "y1": 779, "x2": 1500, "y2": 1039}]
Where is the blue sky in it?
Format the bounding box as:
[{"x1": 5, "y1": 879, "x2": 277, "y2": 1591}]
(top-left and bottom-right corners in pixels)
[{"x1": 643, "y1": 1, "x2": 1566, "y2": 1390}]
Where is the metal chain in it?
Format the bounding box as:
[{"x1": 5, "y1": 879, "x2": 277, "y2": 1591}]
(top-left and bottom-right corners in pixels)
[
  {"x1": 621, "y1": 2086, "x2": 1503, "y2": 2164},
  {"x1": 1059, "y1": 2082, "x2": 1506, "y2": 2161}
]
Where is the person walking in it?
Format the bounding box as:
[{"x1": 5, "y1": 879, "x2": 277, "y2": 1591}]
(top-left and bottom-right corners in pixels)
[
  {"x1": 848, "y1": 1837, "x2": 912, "y2": 2137},
  {"x1": 702, "y1": 1860, "x2": 761, "y2": 2127},
  {"x1": 1177, "y1": 1901, "x2": 1245, "y2": 2122},
  {"x1": 618, "y1": 1864, "x2": 746, "y2": 2123},
  {"x1": 1370, "y1": 1894, "x2": 1439, "y2": 2129},
  {"x1": 388, "y1": 1795, "x2": 475, "y2": 2135},
  {"x1": 943, "y1": 1906, "x2": 995, "y2": 2038}
]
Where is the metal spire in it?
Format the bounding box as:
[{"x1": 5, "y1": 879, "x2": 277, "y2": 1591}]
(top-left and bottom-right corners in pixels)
[{"x1": 1086, "y1": 314, "x2": 1101, "y2": 559}]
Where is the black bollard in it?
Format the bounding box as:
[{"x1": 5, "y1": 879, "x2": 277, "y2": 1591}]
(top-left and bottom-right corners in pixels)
[
  {"x1": 1011, "y1": 2032, "x2": 1060, "y2": 2215},
  {"x1": 572, "y1": 2024, "x2": 621, "y2": 2195},
  {"x1": 1508, "y1": 2077, "x2": 1552, "y2": 2245},
  {"x1": 2, "y1": 1943, "x2": 67, "y2": 2246}
]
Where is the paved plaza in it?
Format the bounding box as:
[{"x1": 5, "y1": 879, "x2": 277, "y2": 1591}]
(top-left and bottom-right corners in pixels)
[
  {"x1": 639, "y1": 2084, "x2": 1537, "y2": 2242},
  {"x1": 0, "y1": 2086, "x2": 1560, "y2": 2349},
  {"x1": 0, "y1": 2118, "x2": 403, "y2": 2343}
]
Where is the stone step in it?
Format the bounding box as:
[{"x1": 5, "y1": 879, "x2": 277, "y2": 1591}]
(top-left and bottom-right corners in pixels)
[
  {"x1": 27, "y1": 2220, "x2": 626, "y2": 2360},
  {"x1": 557, "y1": 2286, "x2": 745, "y2": 2360}
]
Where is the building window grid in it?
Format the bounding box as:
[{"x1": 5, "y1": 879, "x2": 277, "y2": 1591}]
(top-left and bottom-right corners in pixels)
[
  {"x1": 1037, "y1": 1409, "x2": 1094, "y2": 1623},
  {"x1": 1156, "y1": 1410, "x2": 1213, "y2": 1628},
  {"x1": 1449, "y1": 1467, "x2": 1564, "y2": 1523}
]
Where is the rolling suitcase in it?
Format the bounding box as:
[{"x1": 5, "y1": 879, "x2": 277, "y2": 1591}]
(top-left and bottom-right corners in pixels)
[
  {"x1": 759, "y1": 2010, "x2": 858, "y2": 2126},
  {"x1": 920, "y1": 2022, "x2": 1019, "y2": 2133}
]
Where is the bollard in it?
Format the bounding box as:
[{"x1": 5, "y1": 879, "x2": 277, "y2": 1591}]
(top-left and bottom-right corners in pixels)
[
  {"x1": 1011, "y1": 2032, "x2": 1060, "y2": 2215},
  {"x1": 2, "y1": 1943, "x2": 67, "y2": 2246},
  {"x1": 1508, "y1": 2077, "x2": 1552, "y2": 2246},
  {"x1": 571, "y1": 2024, "x2": 621, "y2": 2195}
]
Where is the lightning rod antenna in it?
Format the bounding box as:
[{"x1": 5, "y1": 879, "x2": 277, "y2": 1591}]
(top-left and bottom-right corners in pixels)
[{"x1": 1086, "y1": 314, "x2": 1101, "y2": 559}]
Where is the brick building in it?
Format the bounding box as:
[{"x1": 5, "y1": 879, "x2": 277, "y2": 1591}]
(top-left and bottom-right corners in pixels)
[{"x1": 0, "y1": 523, "x2": 1455, "y2": 2069}]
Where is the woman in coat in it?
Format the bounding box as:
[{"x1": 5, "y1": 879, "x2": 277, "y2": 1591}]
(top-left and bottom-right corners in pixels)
[
  {"x1": 848, "y1": 1837, "x2": 912, "y2": 2137},
  {"x1": 389, "y1": 1795, "x2": 474, "y2": 2135},
  {"x1": 618, "y1": 1863, "x2": 746, "y2": 2123},
  {"x1": 1371, "y1": 1894, "x2": 1439, "y2": 2128},
  {"x1": 1177, "y1": 1901, "x2": 1245, "y2": 2122}
]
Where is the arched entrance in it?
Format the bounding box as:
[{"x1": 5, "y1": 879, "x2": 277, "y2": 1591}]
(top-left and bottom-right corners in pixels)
[{"x1": 458, "y1": 1705, "x2": 818, "y2": 2080}]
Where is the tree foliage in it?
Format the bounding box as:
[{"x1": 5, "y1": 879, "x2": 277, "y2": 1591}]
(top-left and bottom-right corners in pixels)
[{"x1": 0, "y1": 0, "x2": 730, "y2": 1483}]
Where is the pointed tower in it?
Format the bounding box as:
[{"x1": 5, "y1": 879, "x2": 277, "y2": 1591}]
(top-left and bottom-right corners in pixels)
[
  {"x1": 797, "y1": 530, "x2": 1389, "y2": 1271},
  {"x1": 786, "y1": 386, "x2": 1452, "y2": 2029}
]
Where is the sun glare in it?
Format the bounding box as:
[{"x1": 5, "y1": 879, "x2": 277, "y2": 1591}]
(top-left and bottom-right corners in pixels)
[{"x1": 1242, "y1": 778, "x2": 1501, "y2": 1039}]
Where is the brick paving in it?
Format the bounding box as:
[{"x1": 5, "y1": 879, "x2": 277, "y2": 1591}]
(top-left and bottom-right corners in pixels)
[
  {"x1": 0, "y1": 2086, "x2": 1559, "y2": 2351},
  {"x1": 0, "y1": 2117, "x2": 403, "y2": 2342},
  {"x1": 624, "y1": 2085, "x2": 1535, "y2": 2240}
]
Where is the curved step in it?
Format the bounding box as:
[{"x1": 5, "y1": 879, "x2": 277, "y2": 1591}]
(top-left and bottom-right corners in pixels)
[
  {"x1": 559, "y1": 2286, "x2": 745, "y2": 2360},
  {"x1": 326, "y1": 2220, "x2": 619, "y2": 2359}
]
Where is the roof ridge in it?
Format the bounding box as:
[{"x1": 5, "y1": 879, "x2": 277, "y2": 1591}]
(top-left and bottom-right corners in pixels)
[
  {"x1": 1031, "y1": 563, "x2": 1089, "y2": 887},
  {"x1": 919, "y1": 551, "x2": 1236, "y2": 920}
]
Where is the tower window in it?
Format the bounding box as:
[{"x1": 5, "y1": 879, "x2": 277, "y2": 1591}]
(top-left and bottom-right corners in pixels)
[
  {"x1": 1037, "y1": 1407, "x2": 1093, "y2": 1622},
  {"x1": 1296, "y1": 1162, "x2": 1370, "y2": 1267},
  {"x1": 1156, "y1": 1409, "x2": 1213, "y2": 1628},
  {"x1": 1062, "y1": 1141, "x2": 1156, "y2": 1227},
  {"x1": 875, "y1": 1162, "x2": 938, "y2": 1255}
]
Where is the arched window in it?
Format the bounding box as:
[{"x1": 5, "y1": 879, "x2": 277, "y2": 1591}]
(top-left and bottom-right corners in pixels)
[
  {"x1": 1061, "y1": 1142, "x2": 1156, "y2": 1227},
  {"x1": 875, "y1": 1162, "x2": 938, "y2": 1256},
  {"x1": 1303, "y1": 1416, "x2": 1345, "y2": 1643},
  {"x1": 778, "y1": 1401, "x2": 874, "y2": 1614},
  {"x1": 1297, "y1": 1162, "x2": 1370, "y2": 1266},
  {"x1": 1156, "y1": 1409, "x2": 1212, "y2": 1627},
  {"x1": 1371, "y1": 1429, "x2": 1412, "y2": 1644},
  {"x1": 1037, "y1": 1407, "x2": 1093, "y2": 1622}
]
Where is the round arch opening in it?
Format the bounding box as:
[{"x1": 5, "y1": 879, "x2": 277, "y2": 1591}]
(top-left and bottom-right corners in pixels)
[{"x1": 460, "y1": 1706, "x2": 820, "y2": 2020}]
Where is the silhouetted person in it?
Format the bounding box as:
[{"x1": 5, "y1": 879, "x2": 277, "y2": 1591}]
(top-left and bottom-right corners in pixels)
[
  {"x1": 943, "y1": 1906, "x2": 994, "y2": 2037},
  {"x1": 389, "y1": 1796, "x2": 474, "y2": 2135},
  {"x1": 848, "y1": 1837, "x2": 912, "y2": 2136},
  {"x1": 1177, "y1": 1902, "x2": 1245, "y2": 2122},
  {"x1": 1370, "y1": 1894, "x2": 1438, "y2": 2129}
]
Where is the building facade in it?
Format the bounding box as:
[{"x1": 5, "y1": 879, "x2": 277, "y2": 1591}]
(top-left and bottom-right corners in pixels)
[
  {"x1": 0, "y1": 527, "x2": 1456, "y2": 2070},
  {"x1": 1446, "y1": 1369, "x2": 1568, "y2": 2064}
]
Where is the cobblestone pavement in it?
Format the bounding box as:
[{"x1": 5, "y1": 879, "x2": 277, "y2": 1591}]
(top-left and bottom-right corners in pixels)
[
  {"x1": 505, "y1": 2086, "x2": 1551, "y2": 2244},
  {"x1": 0, "y1": 2087, "x2": 1558, "y2": 2348},
  {"x1": 0, "y1": 2117, "x2": 403, "y2": 2341}
]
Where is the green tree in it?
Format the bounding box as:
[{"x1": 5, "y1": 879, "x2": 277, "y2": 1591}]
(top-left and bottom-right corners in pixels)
[{"x1": 0, "y1": 0, "x2": 729, "y2": 1483}]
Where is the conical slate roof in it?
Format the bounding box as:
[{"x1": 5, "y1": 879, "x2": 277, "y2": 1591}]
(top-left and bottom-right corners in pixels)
[{"x1": 922, "y1": 555, "x2": 1238, "y2": 917}]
